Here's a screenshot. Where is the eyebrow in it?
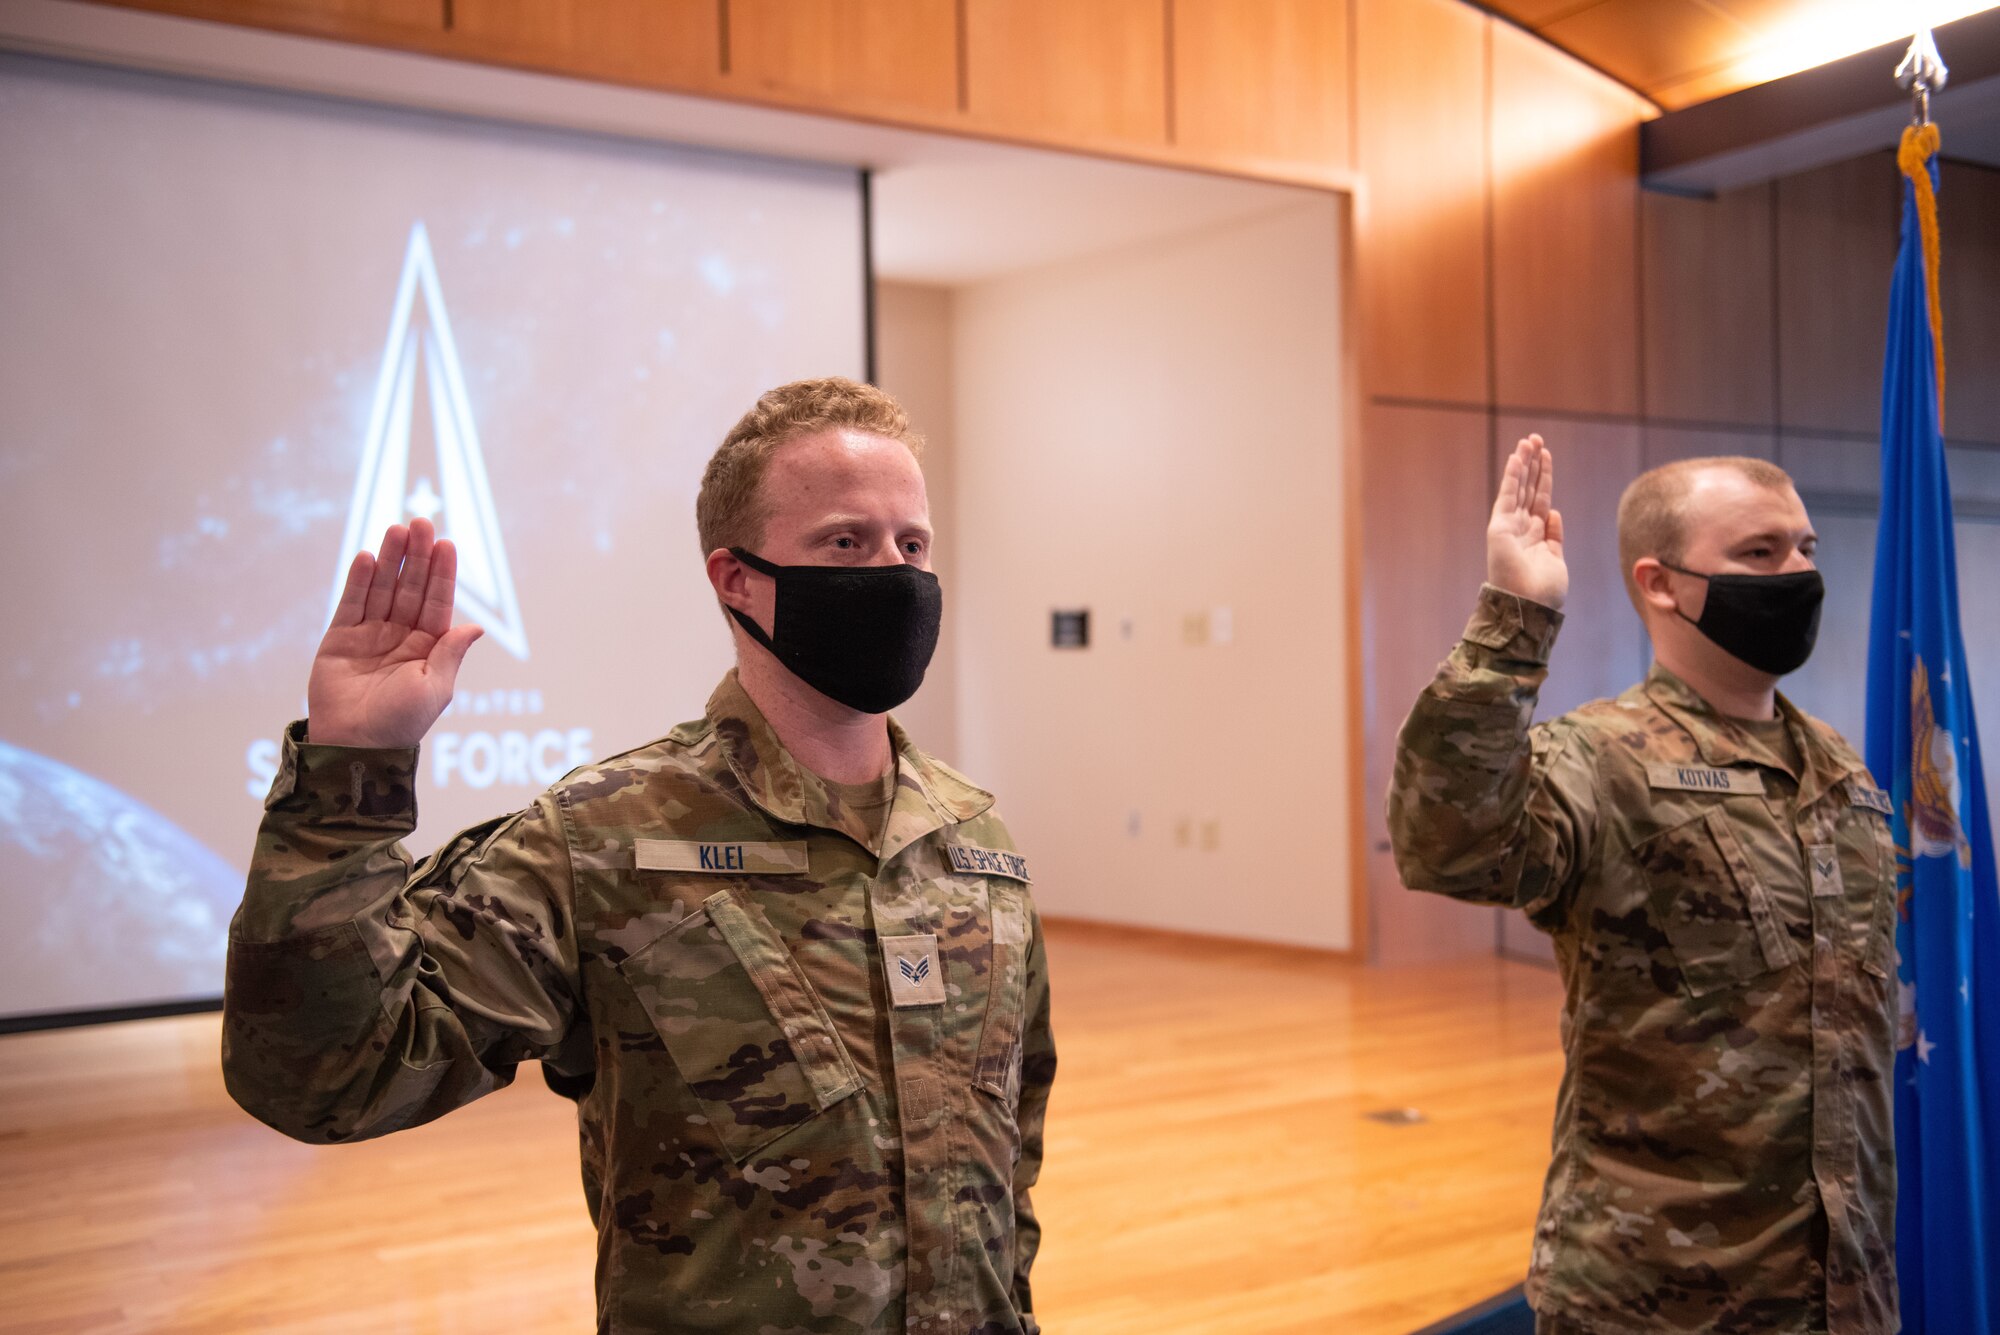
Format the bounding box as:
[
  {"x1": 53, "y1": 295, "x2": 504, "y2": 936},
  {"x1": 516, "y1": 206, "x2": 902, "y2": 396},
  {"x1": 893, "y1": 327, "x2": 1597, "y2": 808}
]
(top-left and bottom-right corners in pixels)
[
  {"x1": 806, "y1": 515, "x2": 933, "y2": 539},
  {"x1": 1733, "y1": 529, "x2": 1816, "y2": 548}
]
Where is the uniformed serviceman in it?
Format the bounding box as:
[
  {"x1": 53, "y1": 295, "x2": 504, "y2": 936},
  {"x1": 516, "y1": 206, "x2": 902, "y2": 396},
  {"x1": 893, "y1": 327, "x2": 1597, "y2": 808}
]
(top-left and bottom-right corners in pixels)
[
  {"x1": 222, "y1": 377, "x2": 1056, "y2": 1334},
  {"x1": 1390, "y1": 436, "x2": 1898, "y2": 1334}
]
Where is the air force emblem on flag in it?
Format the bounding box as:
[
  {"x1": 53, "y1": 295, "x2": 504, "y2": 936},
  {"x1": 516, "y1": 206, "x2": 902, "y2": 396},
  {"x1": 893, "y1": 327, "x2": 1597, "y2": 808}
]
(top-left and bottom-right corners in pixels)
[
  {"x1": 881, "y1": 934, "x2": 945, "y2": 1007},
  {"x1": 1908, "y1": 657, "x2": 1972, "y2": 867},
  {"x1": 331, "y1": 221, "x2": 529, "y2": 659}
]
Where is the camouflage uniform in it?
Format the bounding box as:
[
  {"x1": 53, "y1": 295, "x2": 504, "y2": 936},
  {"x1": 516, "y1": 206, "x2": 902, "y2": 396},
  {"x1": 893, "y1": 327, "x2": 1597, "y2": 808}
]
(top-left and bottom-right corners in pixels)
[
  {"x1": 1389, "y1": 586, "x2": 1898, "y2": 1335},
  {"x1": 222, "y1": 670, "x2": 1055, "y2": 1335}
]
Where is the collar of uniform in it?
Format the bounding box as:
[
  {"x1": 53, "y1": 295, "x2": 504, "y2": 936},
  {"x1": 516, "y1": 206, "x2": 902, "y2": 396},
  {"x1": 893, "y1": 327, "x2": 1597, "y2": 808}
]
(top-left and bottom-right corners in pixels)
[
  {"x1": 1773, "y1": 690, "x2": 1863, "y2": 810},
  {"x1": 1643, "y1": 662, "x2": 1778, "y2": 773},
  {"x1": 703, "y1": 670, "x2": 995, "y2": 854},
  {"x1": 1642, "y1": 663, "x2": 1856, "y2": 805}
]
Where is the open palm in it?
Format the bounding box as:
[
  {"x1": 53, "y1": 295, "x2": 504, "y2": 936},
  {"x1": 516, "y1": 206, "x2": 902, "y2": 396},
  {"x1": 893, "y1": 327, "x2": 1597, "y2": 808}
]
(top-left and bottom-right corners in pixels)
[
  {"x1": 307, "y1": 518, "x2": 482, "y2": 749},
  {"x1": 1487, "y1": 433, "x2": 1569, "y2": 611}
]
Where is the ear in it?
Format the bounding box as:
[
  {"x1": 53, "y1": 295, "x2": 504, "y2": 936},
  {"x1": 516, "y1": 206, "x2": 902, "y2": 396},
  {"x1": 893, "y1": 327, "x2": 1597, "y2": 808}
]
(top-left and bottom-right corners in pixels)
[
  {"x1": 706, "y1": 548, "x2": 754, "y2": 613},
  {"x1": 1632, "y1": 557, "x2": 1680, "y2": 615}
]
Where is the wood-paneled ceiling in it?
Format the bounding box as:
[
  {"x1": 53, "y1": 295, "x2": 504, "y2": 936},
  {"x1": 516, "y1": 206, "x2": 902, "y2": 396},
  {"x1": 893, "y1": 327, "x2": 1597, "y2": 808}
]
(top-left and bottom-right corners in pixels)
[{"x1": 1485, "y1": 0, "x2": 1981, "y2": 111}]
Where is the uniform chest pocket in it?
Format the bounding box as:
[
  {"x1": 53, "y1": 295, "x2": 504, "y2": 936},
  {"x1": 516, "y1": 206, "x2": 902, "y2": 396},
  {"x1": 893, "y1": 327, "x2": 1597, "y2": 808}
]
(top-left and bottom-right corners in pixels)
[
  {"x1": 972, "y1": 882, "x2": 1032, "y2": 1103},
  {"x1": 1634, "y1": 809, "x2": 1798, "y2": 998},
  {"x1": 619, "y1": 888, "x2": 864, "y2": 1163}
]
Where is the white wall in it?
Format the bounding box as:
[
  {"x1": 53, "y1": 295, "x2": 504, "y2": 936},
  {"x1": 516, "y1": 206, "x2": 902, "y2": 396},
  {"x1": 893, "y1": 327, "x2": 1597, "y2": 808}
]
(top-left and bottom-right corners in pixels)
[{"x1": 938, "y1": 198, "x2": 1352, "y2": 950}]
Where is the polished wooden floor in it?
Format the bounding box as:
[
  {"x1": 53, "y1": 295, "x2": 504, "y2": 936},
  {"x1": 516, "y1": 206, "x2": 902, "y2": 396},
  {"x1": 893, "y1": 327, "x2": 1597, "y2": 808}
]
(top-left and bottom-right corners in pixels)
[{"x1": 0, "y1": 923, "x2": 1565, "y2": 1334}]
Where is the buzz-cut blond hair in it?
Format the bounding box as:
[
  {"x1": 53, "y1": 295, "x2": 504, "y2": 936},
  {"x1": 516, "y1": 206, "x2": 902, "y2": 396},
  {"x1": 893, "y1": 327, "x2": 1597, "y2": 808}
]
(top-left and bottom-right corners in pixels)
[
  {"x1": 1616, "y1": 455, "x2": 1797, "y2": 612},
  {"x1": 696, "y1": 377, "x2": 925, "y2": 556}
]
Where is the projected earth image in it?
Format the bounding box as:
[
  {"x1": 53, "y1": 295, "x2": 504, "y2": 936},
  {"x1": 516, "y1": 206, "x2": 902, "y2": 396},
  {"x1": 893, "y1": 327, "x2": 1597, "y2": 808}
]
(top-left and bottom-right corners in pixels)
[{"x1": 0, "y1": 741, "x2": 239, "y2": 1017}]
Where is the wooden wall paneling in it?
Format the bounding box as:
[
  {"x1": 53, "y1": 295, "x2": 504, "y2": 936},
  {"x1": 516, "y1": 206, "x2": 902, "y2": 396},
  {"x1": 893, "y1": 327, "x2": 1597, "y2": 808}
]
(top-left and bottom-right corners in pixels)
[
  {"x1": 1495, "y1": 414, "x2": 1646, "y2": 716},
  {"x1": 89, "y1": 0, "x2": 443, "y2": 43},
  {"x1": 1781, "y1": 501, "x2": 1875, "y2": 759},
  {"x1": 1952, "y1": 517, "x2": 2000, "y2": 849},
  {"x1": 1352, "y1": 0, "x2": 1490, "y2": 406},
  {"x1": 1946, "y1": 446, "x2": 2000, "y2": 503},
  {"x1": 1640, "y1": 185, "x2": 1776, "y2": 427},
  {"x1": 1359, "y1": 402, "x2": 1502, "y2": 964},
  {"x1": 961, "y1": 0, "x2": 1169, "y2": 150},
  {"x1": 1170, "y1": 0, "x2": 1351, "y2": 177},
  {"x1": 1641, "y1": 423, "x2": 1776, "y2": 469},
  {"x1": 1489, "y1": 20, "x2": 1644, "y2": 417},
  {"x1": 1940, "y1": 161, "x2": 2000, "y2": 445},
  {"x1": 1774, "y1": 151, "x2": 1898, "y2": 435},
  {"x1": 448, "y1": 0, "x2": 721, "y2": 91},
  {"x1": 1777, "y1": 432, "x2": 1879, "y2": 498},
  {"x1": 725, "y1": 0, "x2": 959, "y2": 121}
]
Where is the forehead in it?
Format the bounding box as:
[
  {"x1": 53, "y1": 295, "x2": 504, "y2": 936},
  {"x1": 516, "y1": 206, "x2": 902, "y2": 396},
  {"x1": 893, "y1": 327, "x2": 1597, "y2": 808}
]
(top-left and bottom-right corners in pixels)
[
  {"x1": 761, "y1": 427, "x2": 925, "y2": 503},
  {"x1": 1680, "y1": 467, "x2": 1810, "y2": 545}
]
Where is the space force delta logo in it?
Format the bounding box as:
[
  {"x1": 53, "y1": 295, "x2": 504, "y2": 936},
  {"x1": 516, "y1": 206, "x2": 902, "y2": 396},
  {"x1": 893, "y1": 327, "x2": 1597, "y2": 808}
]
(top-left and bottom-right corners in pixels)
[
  {"x1": 330, "y1": 221, "x2": 528, "y2": 660},
  {"x1": 246, "y1": 222, "x2": 592, "y2": 799}
]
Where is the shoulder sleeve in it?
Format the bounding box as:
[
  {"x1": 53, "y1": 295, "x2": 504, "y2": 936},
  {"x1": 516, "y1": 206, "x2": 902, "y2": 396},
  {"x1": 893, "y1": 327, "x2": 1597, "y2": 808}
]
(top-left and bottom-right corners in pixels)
[
  {"x1": 222, "y1": 721, "x2": 581, "y2": 1143},
  {"x1": 1386, "y1": 586, "x2": 1601, "y2": 922}
]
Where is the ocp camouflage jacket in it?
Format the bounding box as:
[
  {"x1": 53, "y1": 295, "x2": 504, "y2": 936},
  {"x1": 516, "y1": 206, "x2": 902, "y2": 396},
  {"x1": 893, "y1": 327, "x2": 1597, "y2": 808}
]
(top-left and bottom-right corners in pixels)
[
  {"x1": 1389, "y1": 585, "x2": 1898, "y2": 1335},
  {"x1": 223, "y1": 671, "x2": 1055, "y2": 1335}
]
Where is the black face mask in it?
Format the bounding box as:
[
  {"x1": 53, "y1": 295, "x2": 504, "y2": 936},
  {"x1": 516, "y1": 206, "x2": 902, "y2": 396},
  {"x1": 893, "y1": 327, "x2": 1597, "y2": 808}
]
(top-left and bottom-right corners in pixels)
[
  {"x1": 1661, "y1": 564, "x2": 1825, "y2": 676},
  {"x1": 727, "y1": 548, "x2": 942, "y2": 714}
]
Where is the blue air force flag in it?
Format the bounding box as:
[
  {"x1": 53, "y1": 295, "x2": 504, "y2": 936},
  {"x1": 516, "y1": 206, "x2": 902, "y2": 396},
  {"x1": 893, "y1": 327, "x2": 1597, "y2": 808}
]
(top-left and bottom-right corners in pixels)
[{"x1": 1866, "y1": 123, "x2": 2000, "y2": 1332}]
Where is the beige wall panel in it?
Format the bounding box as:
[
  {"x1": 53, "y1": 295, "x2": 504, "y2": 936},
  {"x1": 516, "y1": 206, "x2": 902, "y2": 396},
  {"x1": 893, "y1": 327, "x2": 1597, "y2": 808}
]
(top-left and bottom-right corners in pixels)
[
  {"x1": 450, "y1": 0, "x2": 720, "y2": 90},
  {"x1": 1777, "y1": 433, "x2": 1879, "y2": 498},
  {"x1": 1775, "y1": 151, "x2": 1897, "y2": 435},
  {"x1": 962, "y1": 0, "x2": 1169, "y2": 149},
  {"x1": 726, "y1": 0, "x2": 959, "y2": 120},
  {"x1": 1642, "y1": 423, "x2": 1776, "y2": 469},
  {"x1": 1496, "y1": 415, "x2": 1646, "y2": 715},
  {"x1": 1171, "y1": 0, "x2": 1351, "y2": 176},
  {"x1": 872, "y1": 282, "x2": 961, "y2": 762},
  {"x1": 1781, "y1": 501, "x2": 1874, "y2": 766},
  {"x1": 1641, "y1": 185, "x2": 1776, "y2": 427},
  {"x1": 1359, "y1": 402, "x2": 1500, "y2": 963},
  {"x1": 1489, "y1": 22, "x2": 1643, "y2": 417},
  {"x1": 1353, "y1": 0, "x2": 1489, "y2": 405},
  {"x1": 89, "y1": 0, "x2": 442, "y2": 41},
  {"x1": 1941, "y1": 161, "x2": 2000, "y2": 445}
]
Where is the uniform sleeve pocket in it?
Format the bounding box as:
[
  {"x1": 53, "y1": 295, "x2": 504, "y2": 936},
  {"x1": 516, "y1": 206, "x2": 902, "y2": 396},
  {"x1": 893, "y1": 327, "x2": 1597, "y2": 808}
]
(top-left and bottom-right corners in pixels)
[
  {"x1": 1635, "y1": 810, "x2": 1797, "y2": 998},
  {"x1": 1849, "y1": 805, "x2": 1899, "y2": 980},
  {"x1": 619, "y1": 888, "x2": 863, "y2": 1163},
  {"x1": 973, "y1": 884, "x2": 1031, "y2": 1102}
]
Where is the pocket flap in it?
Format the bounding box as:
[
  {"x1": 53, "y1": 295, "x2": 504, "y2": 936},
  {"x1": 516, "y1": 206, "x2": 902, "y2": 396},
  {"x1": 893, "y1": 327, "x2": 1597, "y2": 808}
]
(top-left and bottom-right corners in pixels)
[
  {"x1": 1635, "y1": 810, "x2": 1796, "y2": 997},
  {"x1": 620, "y1": 891, "x2": 862, "y2": 1162}
]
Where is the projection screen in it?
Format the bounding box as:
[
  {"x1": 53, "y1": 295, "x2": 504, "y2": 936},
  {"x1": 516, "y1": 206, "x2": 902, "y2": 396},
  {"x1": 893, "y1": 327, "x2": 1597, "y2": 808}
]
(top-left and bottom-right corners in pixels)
[{"x1": 0, "y1": 53, "x2": 868, "y2": 1023}]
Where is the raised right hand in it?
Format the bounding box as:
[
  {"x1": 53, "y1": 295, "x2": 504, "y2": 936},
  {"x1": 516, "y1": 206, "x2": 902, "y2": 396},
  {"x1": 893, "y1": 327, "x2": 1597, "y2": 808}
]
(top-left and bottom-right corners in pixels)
[
  {"x1": 306, "y1": 518, "x2": 483, "y2": 749},
  {"x1": 1487, "y1": 433, "x2": 1569, "y2": 611}
]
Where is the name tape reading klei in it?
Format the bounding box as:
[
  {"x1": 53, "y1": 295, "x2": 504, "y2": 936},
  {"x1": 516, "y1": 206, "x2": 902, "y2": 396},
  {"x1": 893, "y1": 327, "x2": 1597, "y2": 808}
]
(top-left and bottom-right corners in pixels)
[
  {"x1": 1645, "y1": 764, "x2": 1767, "y2": 796},
  {"x1": 633, "y1": 839, "x2": 810, "y2": 875},
  {"x1": 946, "y1": 844, "x2": 1032, "y2": 882}
]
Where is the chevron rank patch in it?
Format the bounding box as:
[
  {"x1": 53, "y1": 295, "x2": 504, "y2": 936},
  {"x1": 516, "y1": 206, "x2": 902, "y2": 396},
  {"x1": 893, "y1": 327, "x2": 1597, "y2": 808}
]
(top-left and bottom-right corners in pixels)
[
  {"x1": 1807, "y1": 842, "x2": 1845, "y2": 899},
  {"x1": 881, "y1": 933, "x2": 946, "y2": 1007}
]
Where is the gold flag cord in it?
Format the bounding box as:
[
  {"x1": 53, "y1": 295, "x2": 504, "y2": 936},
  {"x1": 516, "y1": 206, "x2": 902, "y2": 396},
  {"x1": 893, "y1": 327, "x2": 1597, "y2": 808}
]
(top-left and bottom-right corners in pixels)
[{"x1": 1898, "y1": 122, "x2": 1946, "y2": 426}]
